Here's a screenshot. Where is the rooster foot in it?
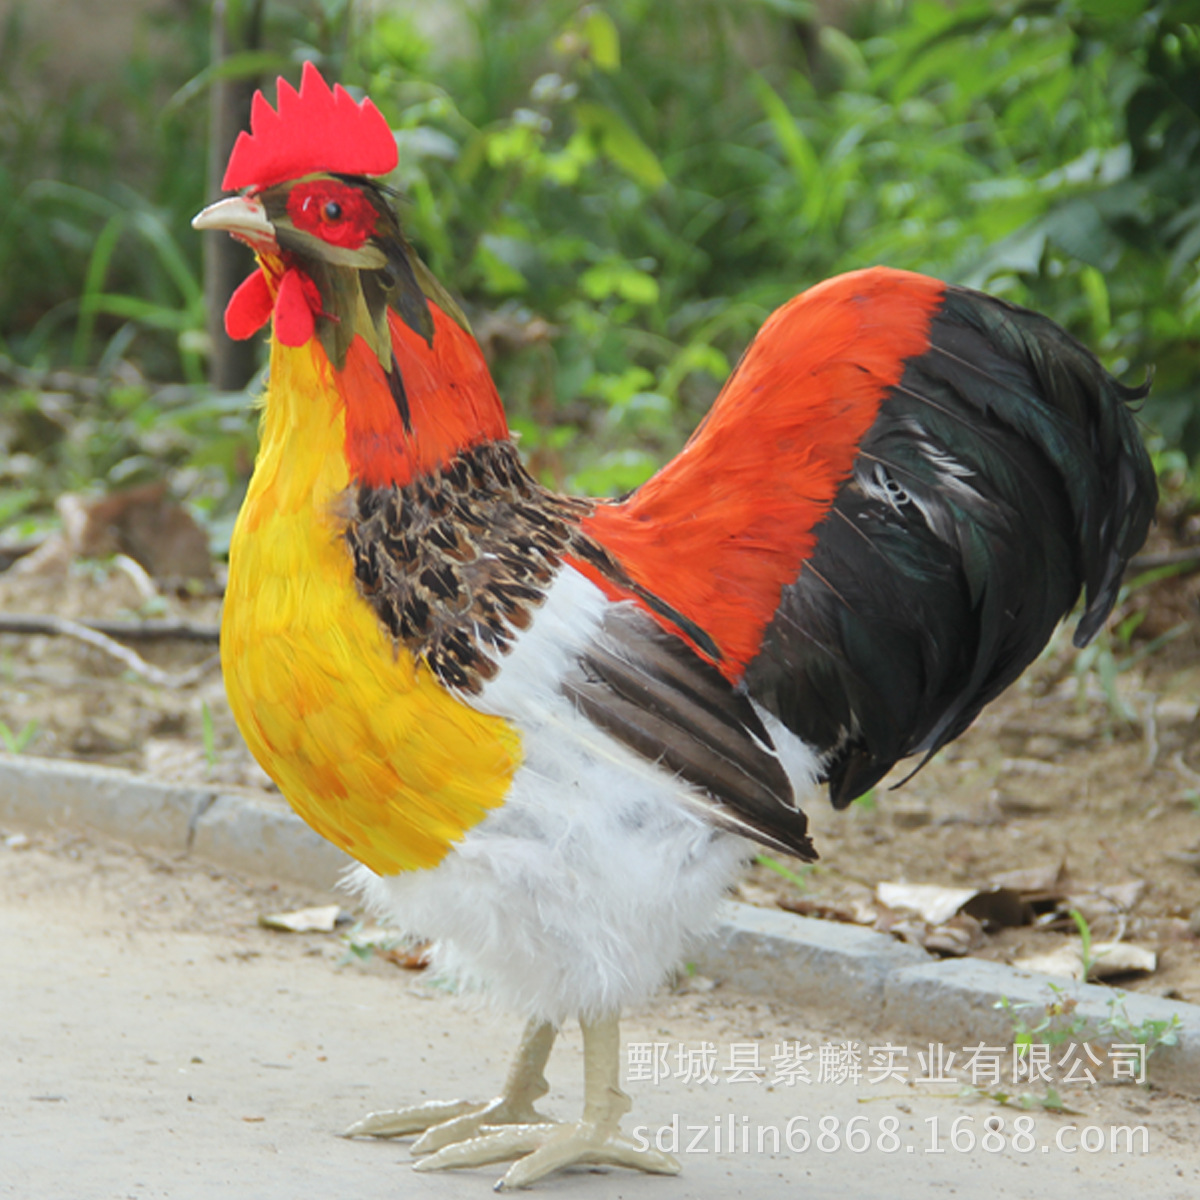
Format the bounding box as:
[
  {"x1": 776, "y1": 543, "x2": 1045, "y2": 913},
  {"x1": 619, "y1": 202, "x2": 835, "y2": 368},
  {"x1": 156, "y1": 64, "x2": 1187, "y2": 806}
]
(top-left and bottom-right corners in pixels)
[
  {"x1": 413, "y1": 1012, "x2": 678, "y2": 1189},
  {"x1": 343, "y1": 1018, "x2": 558, "y2": 1152}
]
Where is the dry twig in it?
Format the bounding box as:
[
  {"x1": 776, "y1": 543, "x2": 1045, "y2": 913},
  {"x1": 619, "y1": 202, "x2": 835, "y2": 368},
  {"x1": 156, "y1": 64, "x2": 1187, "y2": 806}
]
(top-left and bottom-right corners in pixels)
[
  {"x1": 0, "y1": 614, "x2": 219, "y2": 643},
  {"x1": 0, "y1": 614, "x2": 218, "y2": 687}
]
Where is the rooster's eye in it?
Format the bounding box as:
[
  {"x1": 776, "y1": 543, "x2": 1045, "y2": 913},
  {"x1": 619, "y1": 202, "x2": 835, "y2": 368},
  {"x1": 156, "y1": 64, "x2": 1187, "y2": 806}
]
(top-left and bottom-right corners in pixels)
[{"x1": 286, "y1": 180, "x2": 377, "y2": 250}]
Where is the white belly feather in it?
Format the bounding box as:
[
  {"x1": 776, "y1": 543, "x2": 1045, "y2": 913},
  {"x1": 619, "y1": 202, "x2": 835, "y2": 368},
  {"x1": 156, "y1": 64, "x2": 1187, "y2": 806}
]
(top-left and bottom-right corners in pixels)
[{"x1": 348, "y1": 567, "x2": 818, "y2": 1025}]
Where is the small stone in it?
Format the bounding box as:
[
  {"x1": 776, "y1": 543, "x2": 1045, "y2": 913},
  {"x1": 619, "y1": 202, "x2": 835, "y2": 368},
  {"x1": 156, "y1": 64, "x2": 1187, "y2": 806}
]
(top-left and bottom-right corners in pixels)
[
  {"x1": 890, "y1": 802, "x2": 932, "y2": 829},
  {"x1": 991, "y1": 789, "x2": 1053, "y2": 816},
  {"x1": 72, "y1": 718, "x2": 134, "y2": 755},
  {"x1": 675, "y1": 973, "x2": 716, "y2": 995},
  {"x1": 1024, "y1": 734, "x2": 1063, "y2": 760},
  {"x1": 1157, "y1": 698, "x2": 1200, "y2": 726}
]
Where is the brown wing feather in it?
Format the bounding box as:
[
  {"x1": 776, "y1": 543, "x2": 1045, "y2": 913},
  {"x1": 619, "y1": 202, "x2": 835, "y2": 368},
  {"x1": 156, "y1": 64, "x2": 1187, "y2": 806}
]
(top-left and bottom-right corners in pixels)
[{"x1": 564, "y1": 604, "x2": 816, "y2": 861}]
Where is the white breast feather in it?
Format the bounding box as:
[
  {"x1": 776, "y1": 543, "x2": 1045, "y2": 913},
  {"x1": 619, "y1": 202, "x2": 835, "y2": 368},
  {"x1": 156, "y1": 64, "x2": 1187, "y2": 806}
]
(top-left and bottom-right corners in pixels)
[{"x1": 349, "y1": 566, "x2": 818, "y2": 1024}]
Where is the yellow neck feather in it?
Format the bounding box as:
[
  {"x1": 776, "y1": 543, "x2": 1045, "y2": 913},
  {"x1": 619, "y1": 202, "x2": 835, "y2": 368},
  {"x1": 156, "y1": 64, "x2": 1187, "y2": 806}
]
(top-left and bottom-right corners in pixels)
[{"x1": 221, "y1": 338, "x2": 520, "y2": 874}]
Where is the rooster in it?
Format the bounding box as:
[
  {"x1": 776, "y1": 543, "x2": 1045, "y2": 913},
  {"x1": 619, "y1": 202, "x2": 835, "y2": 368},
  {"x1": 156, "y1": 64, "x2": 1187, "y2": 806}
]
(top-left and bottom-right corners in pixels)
[{"x1": 194, "y1": 64, "x2": 1156, "y2": 1190}]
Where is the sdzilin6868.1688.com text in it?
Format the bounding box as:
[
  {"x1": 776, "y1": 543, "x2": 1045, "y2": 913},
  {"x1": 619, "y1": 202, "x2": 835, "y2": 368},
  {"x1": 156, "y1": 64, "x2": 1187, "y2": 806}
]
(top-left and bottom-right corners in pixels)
[{"x1": 630, "y1": 1113, "x2": 1150, "y2": 1157}]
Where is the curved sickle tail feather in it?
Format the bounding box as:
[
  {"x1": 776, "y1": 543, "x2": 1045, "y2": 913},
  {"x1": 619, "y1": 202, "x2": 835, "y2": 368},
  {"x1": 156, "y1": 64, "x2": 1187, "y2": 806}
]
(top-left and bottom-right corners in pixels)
[{"x1": 744, "y1": 283, "x2": 1157, "y2": 809}]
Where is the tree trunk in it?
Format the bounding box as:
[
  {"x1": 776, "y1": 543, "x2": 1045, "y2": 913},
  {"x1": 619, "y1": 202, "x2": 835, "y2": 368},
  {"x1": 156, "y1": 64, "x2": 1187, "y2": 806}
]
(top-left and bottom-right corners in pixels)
[{"x1": 204, "y1": 0, "x2": 263, "y2": 391}]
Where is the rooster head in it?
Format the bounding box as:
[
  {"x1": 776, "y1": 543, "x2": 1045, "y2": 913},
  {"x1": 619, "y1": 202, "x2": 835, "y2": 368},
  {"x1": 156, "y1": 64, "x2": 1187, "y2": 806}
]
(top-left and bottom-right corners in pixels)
[{"x1": 192, "y1": 62, "x2": 462, "y2": 369}]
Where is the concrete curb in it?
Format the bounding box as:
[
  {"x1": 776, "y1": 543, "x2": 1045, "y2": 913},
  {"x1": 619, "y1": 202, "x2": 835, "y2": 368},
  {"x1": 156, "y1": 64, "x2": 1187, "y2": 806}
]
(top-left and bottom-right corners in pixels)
[
  {"x1": 0, "y1": 754, "x2": 352, "y2": 886},
  {"x1": 699, "y1": 903, "x2": 1200, "y2": 1095},
  {"x1": 3, "y1": 753, "x2": 1197, "y2": 1095}
]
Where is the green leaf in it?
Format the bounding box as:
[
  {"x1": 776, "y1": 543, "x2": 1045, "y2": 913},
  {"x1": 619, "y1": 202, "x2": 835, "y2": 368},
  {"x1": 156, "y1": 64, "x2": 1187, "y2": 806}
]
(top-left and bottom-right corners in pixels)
[
  {"x1": 0, "y1": 488, "x2": 38, "y2": 524},
  {"x1": 581, "y1": 7, "x2": 621, "y2": 72},
  {"x1": 72, "y1": 214, "x2": 123, "y2": 367},
  {"x1": 473, "y1": 237, "x2": 528, "y2": 295},
  {"x1": 579, "y1": 260, "x2": 659, "y2": 306},
  {"x1": 573, "y1": 102, "x2": 666, "y2": 189},
  {"x1": 372, "y1": 13, "x2": 431, "y2": 70},
  {"x1": 166, "y1": 51, "x2": 294, "y2": 114},
  {"x1": 1042, "y1": 200, "x2": 1122, "y2": 272},
  {"x1": 84, "y1": 295, "x2": 195, "y2": 331},
  {"x1": 751, "y1": 74, "x2": 821, "y2": 184},
  {"x1": 659, "y1": 342, "x2": 730, "y2": 397},
  {"x1": 0, "y1": 720, "x2": 39, "y2": 755},
  {"x1": 1078, "y1": 265, "x2": 1111, "y2": 339},
  {"x1": 568, "y1": 449, "x2": 660, "y2": 497},
  {"x1": 755, "y1": 853, "x2": 813, "y2": 890},
  {"x1": 587, "y1": 366, "x2": 657, "y2": 405},
  {"x1": 1077, "y1": 0, "x2": 1149, "y2": 21},
  {"x1": 484, "y1": 123, "x2": 543, "y2": 169},
  {"x1": 749, "y1": 0, "x2": 815, "y2": 18},
  {"x1": 960, "y1": 224, "x2": 1048, "y2": 287}
]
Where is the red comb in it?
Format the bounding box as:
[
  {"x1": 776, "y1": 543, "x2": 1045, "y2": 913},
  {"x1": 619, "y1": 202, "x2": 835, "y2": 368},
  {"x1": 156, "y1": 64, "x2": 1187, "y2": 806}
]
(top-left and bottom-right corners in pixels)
[{"x1": 222, "y1": 61, "x2": 398, "y2": 191}]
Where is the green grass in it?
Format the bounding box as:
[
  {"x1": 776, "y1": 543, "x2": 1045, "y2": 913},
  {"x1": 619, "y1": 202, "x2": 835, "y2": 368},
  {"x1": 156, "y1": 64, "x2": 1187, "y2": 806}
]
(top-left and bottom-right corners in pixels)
[
  {"x1": 754, "y1": 852, "x2": 814, "y2": 891},
  {"x1": 997, "y1": 984, "x2": 1182, "y2": 1064},
  {"x1": 0, "y1": 720, "x2": 39, "y2": 755},
  {"x1": 200, "y1": 699, "x2": 217, "y2": 770}
]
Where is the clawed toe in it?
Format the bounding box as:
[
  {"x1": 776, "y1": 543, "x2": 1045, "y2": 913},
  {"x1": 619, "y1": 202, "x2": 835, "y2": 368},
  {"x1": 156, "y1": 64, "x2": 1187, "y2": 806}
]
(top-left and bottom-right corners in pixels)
[
  {"x1": 343, "y1": 1098, "x2": 486, "y2": 1139},
  {"x1": 412, "y1": 1099, "x2": 557, "y2": 1156},
  {"x1": 344, "y1": 1018, "x2": 557, "y2": 1150},
  {"x1": 413, "y1": 1120, "x2": 679, "y2": 1189}
]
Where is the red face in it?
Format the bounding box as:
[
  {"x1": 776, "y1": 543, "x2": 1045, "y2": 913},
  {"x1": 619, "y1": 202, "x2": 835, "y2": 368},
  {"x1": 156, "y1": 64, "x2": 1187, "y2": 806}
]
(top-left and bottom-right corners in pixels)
[{"x1": 284, "y1": 179, "x2": 380, "y2": 250}]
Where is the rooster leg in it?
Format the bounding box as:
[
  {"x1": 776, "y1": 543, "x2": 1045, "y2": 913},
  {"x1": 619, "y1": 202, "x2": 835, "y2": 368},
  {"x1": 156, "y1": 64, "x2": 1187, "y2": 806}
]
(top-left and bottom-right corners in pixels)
[
  {"x1": 413, "y1": 1012, "x2": 680, "y2": 1189},
  {"x1": 344, "y1": 1018, "x2": 558, "y2": 1148}
]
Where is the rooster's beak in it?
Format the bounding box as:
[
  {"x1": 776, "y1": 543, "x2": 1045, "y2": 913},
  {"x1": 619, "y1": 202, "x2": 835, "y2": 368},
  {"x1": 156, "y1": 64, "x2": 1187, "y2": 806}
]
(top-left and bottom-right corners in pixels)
[{"x1": 192, "y1": 195, "x2": 277, "y2": 250}]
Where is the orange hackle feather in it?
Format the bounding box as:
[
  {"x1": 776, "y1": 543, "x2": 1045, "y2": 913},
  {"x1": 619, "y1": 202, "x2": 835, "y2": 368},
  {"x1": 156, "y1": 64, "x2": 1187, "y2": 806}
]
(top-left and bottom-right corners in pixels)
[
  {"x1": 577, "y1": 268, "x2": 945, "y2": 678},
  {"x1": 340, "y1": 305, "x2": 510, "y2": 489}
]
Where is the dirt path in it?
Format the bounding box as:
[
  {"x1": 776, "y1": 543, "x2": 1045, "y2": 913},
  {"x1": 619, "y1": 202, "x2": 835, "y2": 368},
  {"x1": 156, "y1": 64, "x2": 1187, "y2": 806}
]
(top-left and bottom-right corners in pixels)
[{"x1": 2, "y1": 831, "x2": 1199, "y2": 1199}]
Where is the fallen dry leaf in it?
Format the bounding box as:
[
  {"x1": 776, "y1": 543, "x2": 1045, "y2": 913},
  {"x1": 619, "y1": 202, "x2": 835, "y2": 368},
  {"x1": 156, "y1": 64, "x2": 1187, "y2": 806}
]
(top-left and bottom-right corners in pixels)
[
  {"x1": 1014, "y1": 940, "x2": 1157, "y2": 982},
  {"x1": 872, "y1": 910, "x2": 928, "y2": 944},
  {"x1": 258, "y1": 904, "x2": 342, "y2": 933},
  {"x1": 875, "y1": 881, "x2": 1032, "y2": 930},
  {"x1": 378, "y1": 941, "x2": 433, "y2": 971},
  {"x1": 1067, "y1": 880, "x2": 1147, "y2": 921},
  {"x1": 876, "y1": 882, "x2": 977, "y2": 925},
  {"x1": 921, "y1": 914, "x2": 986, "y2": 956},
  {"x1": 873, "y1": 903, "x2": 987, "y2": 956},
  {"x1": 991, "y1": 862, "x2": 1071, "y2": 897},
  {"x1": 16, "y1": 483, "x2": 214, "y2": 584}
]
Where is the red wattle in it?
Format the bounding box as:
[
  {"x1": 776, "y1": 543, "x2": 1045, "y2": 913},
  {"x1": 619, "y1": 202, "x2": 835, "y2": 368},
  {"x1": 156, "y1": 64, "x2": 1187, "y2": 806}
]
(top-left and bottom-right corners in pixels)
[
  {"x1": 273, "y1": 268, "x2": 318, "y2": 346},
  {"x1": 224, "y1": 270, "x2": 274, "y2": 340}
]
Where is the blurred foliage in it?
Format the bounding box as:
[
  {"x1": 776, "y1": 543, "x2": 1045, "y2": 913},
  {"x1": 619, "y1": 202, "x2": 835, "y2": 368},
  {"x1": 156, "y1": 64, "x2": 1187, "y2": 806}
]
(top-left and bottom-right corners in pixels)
[
  {"x1": 0, "y1": 4, "x2": 208, "y2": 376},
  {"x1": 1, "y1": 0, "x2": 1198, "y2": 549}
]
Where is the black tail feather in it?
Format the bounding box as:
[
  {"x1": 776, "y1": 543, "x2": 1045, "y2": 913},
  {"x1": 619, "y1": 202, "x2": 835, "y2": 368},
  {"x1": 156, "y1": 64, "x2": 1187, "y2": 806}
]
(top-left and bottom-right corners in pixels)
[{"x1": 745, "y1": 285, "x2": 1157, "y2": 808}]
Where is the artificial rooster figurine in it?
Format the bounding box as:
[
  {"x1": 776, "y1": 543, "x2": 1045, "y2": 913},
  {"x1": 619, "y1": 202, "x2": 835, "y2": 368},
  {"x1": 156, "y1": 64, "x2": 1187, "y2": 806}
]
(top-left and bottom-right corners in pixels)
[{"x1": 194, "y1": 64, "x2": 1156, "y2": 1189}]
